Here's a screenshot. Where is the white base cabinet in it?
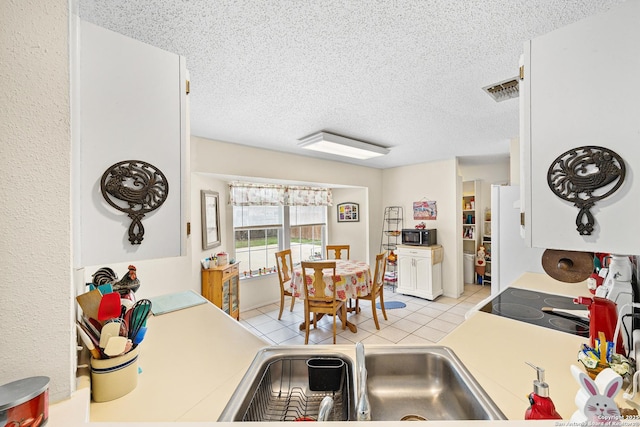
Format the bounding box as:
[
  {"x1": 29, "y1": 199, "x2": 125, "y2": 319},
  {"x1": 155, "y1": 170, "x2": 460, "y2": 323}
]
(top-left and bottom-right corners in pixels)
[{"x1": 396, "y1": 245, "x2": 443, "y2": 300}]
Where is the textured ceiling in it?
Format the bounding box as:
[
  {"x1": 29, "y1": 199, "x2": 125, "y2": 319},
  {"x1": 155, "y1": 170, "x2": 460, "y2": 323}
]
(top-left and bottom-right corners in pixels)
[{"x1": 79, "y1": 0, "x2": 624, "y2": 169}]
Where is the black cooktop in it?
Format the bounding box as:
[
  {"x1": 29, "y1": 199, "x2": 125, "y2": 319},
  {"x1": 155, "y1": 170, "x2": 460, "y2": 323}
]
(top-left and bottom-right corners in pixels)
[{"x1": 479, "y1": 288, "x2": 590, "y2": 338}]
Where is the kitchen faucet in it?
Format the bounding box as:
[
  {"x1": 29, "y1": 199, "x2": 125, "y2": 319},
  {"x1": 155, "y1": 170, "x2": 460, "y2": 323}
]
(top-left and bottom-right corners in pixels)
[{"x1": 355, "y1": 342, "x2": 371, "y2": 421}]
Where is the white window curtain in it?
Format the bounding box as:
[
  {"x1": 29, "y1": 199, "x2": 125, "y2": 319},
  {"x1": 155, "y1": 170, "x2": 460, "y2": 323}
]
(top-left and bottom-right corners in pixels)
[
  {"x1": 229, "y1": 182, "x2": 286, "y2": 206},
  {"x1": 229, "y1": 182, "x2": 332, "y2": 207},
  {"x1": 286, "y1": 186, "x2": 332, "y2": 206}
]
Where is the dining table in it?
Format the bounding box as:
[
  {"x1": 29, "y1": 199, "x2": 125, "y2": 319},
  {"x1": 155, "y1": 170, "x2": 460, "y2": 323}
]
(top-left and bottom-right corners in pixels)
[{"x1": 289, "y1": 259, "x2": 372, "y2": 333}]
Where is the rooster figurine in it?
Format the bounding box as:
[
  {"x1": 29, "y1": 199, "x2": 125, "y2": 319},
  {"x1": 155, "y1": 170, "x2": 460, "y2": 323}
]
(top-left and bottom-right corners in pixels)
[{"x1": 112, "y1": 265, "x2": 141, "y2": 296}]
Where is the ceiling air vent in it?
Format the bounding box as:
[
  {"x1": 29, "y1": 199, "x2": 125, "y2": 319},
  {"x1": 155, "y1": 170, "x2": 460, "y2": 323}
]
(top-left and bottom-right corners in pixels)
[{"x1": 482, "y1": 77, "x2": 519, "y2": 102}]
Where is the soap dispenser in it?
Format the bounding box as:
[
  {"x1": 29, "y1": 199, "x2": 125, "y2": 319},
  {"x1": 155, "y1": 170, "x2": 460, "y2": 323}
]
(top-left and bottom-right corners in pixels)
[{"x1": 524, "y1": 362, "x2": 562, "y2": 420}]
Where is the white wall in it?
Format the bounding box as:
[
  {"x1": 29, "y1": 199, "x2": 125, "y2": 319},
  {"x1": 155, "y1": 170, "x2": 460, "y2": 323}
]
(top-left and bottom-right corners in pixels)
[
  {"x1": 381, "y1": 159, "x2": 462, "y2": 298},
  {"x1": 329, "y1": 187, "x2": 369, "y2": 262},
  {"x1": 0, "y1": 0, "x2": 74, "y2": 402}
]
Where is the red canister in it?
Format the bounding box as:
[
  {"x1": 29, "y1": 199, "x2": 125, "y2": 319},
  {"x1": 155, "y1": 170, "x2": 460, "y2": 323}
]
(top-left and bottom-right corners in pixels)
[{"x1": 0, "y1": 376, "x2": 49, "y2": 426}]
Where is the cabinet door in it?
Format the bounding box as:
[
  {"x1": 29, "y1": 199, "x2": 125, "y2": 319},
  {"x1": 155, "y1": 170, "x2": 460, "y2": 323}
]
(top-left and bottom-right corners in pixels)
[
  {"x1": 231, "y1": 275, "x2": 239, "y2": 315},
  {"x1": 397, "y1": 256, "x2": 415, "y2": 291},
  {"x1": 77, "y1": 20, "x2": 187, "y2": 266},
  {"x1": 222, "y1": 278, "x2": 230, "y2": 314},
  {"x1": 522, "y1": 2, "x2": 640, "y2": 253},
  {"x1": 414, "y1": 256, "x2": 431, "y2": 293}
]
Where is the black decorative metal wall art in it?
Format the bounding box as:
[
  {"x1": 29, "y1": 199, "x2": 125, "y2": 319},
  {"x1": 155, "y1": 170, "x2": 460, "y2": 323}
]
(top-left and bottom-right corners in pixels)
[
  {"x1": 100, "y1": 160, "x2": 169, "y2": 245},
  {"x1": 547, "y1": 146, "x2": 625, "y2": 236}
]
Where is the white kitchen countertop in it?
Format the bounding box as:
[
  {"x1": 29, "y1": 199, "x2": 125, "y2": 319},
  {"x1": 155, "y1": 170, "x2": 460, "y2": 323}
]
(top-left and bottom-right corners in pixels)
[{"x1": 48, "y1": 273, "x2": 640, "y2": 426}]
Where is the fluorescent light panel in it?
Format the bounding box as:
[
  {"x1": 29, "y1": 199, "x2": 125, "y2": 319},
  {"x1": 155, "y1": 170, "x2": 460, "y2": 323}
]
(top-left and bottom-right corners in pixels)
[{"x1": 297, "y1": 132, "x2": 390, "y2": 160}]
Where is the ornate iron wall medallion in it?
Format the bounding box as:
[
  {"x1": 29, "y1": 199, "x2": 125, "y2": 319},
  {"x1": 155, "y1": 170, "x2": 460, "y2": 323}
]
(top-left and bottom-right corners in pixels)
[
  {"x1": 100, "y1": 160, "x2": 169, "y2": 245},
  {"x1": 547, "y1": 146, "x2": 625, "y2": 236}
]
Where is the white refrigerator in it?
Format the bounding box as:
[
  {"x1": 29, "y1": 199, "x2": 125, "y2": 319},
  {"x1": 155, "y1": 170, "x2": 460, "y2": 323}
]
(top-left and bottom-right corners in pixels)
[{"x1": 491, "y1": 185, "x2": 545, "y2": 295}]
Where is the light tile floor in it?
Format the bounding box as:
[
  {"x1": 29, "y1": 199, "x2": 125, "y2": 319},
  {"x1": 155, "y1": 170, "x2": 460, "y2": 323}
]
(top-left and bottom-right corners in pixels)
[{"x1": 240, "y1": 283, "x2": 492, "y2": 346}]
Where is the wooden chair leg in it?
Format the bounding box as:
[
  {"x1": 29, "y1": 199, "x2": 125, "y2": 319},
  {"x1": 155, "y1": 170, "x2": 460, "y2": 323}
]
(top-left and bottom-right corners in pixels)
[
  {"x1": 371, "y1": 298, "x2": 380, "y2": 330},
  {"x1": 332, "y1": 311, "x2": 337, "y2": 344},
  {"x1": 341, "y1": 303, "x2": 347, "y2": 330},
  {"x1": 278, "y1": 292, "x2": 285, "y2": 320},
  {"x1": 304, "y1": 307, "x2": 310, "y2": 345},
  {"x1": 379, "y1": 290, "x2": 388, "y2": 320}
]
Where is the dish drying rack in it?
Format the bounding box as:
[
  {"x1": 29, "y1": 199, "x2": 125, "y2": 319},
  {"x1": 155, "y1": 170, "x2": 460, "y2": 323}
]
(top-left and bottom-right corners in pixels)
[{"x1": 241, "y1": 357, "x2": 351, "y2": 421}]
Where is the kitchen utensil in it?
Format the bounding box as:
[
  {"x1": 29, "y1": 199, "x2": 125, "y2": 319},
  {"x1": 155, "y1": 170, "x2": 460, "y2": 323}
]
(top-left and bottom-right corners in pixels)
[
  {"x1": 117, "y1": 305, "x2": 128, "y2": 335},
  {"x1": 128, "y1": 299, "x2": 152, "y2": 343},
  {"x1": 76, "y1": 289, "x2": 103, "y2": 320},
  {"x1": 541, "y1": 250, "x2": 593, "y2": 283},
  {"x1": 99, "y1": 320, "x2": 122, "y2": 349},
  {"x1": 541, "y1": 307, "x2": 590, "y2": 321},
  {"x1": 97, "y1": 292, "x2": 121, "y2": 321},
  {"x1": 88, "y1": 283, "x2": 113, "y2": 294},
  {"x1": 103, "y1": 336, "x2": 128, "y2": 357},
  {"x1": 81, "y1": 316, "x2": 102, "y2": 341},
  {"x1": 132, "y1": 326, "x2": 147, "y2": 345},
  {"x1": 88, "y1": 317, "x2": 103, "y2": 333},
  {"x1": 76, "y1": 323, "x2": 102, "y2": 359},
  {"x1": 120, "y1": 298, "x2": 134, "y2": 311}
]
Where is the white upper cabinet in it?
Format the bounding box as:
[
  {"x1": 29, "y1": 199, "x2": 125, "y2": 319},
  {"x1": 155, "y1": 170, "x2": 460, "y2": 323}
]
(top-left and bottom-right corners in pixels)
[
  {"x1": 75, "y1": 21, "x2": 187, "y2": 267},
  {"x1": 521, "y1": 1, "x2": 640, "y2": 254}
]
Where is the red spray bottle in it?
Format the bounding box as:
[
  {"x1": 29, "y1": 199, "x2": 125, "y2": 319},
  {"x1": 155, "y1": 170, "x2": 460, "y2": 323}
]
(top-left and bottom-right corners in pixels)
[{"x1": 524, "y1": 362, "x2": 562, "y2": 420}]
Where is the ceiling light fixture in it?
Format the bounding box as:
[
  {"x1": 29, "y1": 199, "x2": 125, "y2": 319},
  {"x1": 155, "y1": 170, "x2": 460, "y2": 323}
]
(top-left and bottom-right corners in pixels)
[{"x1": 297, "y1": 131, "x2": 390, "y2": 160}]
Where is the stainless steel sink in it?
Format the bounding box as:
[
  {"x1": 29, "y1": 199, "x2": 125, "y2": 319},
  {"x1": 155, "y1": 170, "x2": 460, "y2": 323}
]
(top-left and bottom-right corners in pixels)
[
  {"x1": 219, "y1": 345, "x2": 505, "y2": 422},
  {"x1": 364, "y1": 345, "x2": 506, "y2": 421},
  {"x1": 218, "y1": 347, "x2": 356, "y2": 422}
]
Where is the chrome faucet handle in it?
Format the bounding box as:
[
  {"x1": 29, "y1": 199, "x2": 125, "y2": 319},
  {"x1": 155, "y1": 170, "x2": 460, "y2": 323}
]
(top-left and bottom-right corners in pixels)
[
  {"x1": 355, "y1": 342, "x2": 371, "y2": 421},
  {"x1": 356, "y1": 368, "x2": 371, "y2": 421},
  {"x1": 356, "y1": 342, "x2": 365, "y2": 377}
]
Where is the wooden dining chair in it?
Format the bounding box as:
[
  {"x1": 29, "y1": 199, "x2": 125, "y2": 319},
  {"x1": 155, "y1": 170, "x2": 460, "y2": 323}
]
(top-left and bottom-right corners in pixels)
[
  {"x1": 356, "y1": 252, "x2": 388, "y2": 329},
  {"x1": 274, "y1": 249, "x2": 296, "y2": 320},
  {"x1": 300, "y1": 261, "x2": 346, "y2": 344},
  {"x1": 326, "y1": 244, "x2": 350, "y2": 260}
]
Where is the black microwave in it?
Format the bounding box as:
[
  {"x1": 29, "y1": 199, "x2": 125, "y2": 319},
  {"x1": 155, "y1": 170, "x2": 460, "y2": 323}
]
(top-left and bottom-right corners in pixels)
[{"x1": 401, "y1": 228, "x2": 437, "y2": 246}]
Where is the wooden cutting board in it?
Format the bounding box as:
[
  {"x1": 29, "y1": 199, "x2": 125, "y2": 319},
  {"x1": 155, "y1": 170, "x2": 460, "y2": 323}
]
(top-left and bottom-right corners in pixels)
[{"x1": 76, "y1": 289, "x2": 102, "y2": 319}]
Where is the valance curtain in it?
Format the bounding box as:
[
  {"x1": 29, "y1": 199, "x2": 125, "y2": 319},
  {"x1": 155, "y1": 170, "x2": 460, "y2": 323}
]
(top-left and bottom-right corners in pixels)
[{"x1": 229, "y1": 182, "x2": 332, "y2": 206}]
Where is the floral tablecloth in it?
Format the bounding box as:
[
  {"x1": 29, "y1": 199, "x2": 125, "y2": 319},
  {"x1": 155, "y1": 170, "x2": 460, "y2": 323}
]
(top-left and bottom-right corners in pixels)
[{"x1": 290, "y1": 259, "x2": 371, "y2": 300}]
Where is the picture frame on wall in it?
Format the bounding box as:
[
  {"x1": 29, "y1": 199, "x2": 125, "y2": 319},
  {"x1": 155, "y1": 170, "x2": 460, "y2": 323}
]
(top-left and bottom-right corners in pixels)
[
  {"x1": 201, "y1": 190, "x2": 221, "y2": 249},
  {"x1": 413, "y1": 200, "x2": 437, "y2": 220},
  {"x1": 337, "y1": 202, "x2": 359, "y2": 222}
]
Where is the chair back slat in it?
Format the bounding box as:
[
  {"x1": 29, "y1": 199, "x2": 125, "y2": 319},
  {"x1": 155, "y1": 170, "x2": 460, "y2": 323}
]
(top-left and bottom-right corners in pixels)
[
  {"x1": 326, "y1": 244, "x2": 350, "y2": 260},
  {"x1": 275, "y1": 249, "x2": 293, "y2": 284},
  {"x1": 301, "y1": 261, "x2": 336, "y2": 301},
  {"x1": 371, "y1": 252, "x2": 387, "y2": 294}
]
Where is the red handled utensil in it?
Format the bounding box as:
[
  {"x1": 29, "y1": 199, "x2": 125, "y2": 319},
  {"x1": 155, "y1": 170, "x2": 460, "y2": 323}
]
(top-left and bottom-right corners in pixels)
[{"x1": 97, "y1": 291, "x2": 121, "y2": 321}]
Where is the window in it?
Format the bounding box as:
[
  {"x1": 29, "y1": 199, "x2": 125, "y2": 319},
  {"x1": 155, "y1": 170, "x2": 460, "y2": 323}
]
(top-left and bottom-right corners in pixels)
[
  {"x1": 230, "y1": 182, "x2": 331, "y2": 278},
  {"x1": 289, "y1": 206, "x2": 326, "y2": 265},
  {"x1": 233, "y1": 205, "x2": 282, "y2": 277}
]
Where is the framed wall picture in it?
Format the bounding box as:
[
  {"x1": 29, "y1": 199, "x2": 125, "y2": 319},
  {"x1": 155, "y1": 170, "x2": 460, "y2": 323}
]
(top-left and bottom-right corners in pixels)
[
  {"x1": 201, "y1": 190, "x2": 221, "y2": 249},
  {"x1": 337, "y1": 202, "x2": 359, "y2": 222},
  {"x1": 413, "y1": 200, "x2": 437, "y2": 220}
]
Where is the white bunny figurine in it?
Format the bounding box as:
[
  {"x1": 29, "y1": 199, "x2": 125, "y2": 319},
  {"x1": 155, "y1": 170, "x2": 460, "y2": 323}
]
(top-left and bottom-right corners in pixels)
[{"x1": 569, "y1": 365, "x2": 622, "y2": 425}]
